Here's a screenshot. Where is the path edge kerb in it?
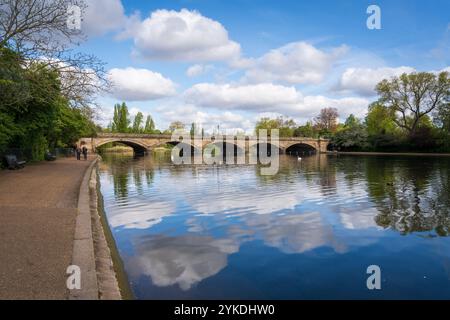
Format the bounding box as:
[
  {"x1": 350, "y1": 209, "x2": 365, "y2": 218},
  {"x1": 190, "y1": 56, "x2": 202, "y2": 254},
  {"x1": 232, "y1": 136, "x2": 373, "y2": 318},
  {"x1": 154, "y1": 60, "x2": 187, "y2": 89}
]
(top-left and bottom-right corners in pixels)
[
  {"x1": 90, "y1": 160, "x2": 122, "y2": 300},
  {"x1": 69, "y1": 157, "x2": 99, "y2": 299},
  {"x1": 69, "y1": 156, "x2": 122, "y2": 300}
]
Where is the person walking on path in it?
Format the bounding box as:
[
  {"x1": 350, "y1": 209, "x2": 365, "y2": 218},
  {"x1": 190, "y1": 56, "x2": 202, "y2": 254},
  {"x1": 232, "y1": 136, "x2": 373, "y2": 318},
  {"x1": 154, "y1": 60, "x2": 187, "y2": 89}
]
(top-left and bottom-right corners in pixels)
[
  {"x1": 82, "y1": 146, "x2": 88, "y2": 160},
  {"x1": 76, "y1": 146, "x2": 81, "y2": 160},
  {"x1": 72, "y1": 144, "x2": 79, "y2": 158}
]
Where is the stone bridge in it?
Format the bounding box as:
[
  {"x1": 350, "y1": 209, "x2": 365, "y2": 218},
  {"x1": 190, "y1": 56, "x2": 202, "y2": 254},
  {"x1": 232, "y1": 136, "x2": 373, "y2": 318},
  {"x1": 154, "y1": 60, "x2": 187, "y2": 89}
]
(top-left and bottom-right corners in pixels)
[{"x1": 79, "y1": 133, "x2": 330, "y2": 154}]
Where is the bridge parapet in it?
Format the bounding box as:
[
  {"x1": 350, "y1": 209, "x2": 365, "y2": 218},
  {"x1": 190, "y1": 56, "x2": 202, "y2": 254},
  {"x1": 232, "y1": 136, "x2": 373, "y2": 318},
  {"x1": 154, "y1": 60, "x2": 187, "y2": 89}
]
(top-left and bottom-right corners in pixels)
[
  {"x1": 94, "y1": 132, "x2": 328, "y2": 141},
  {"x1": 79, "y1": 134, "x2": 330, "y2": 153}
]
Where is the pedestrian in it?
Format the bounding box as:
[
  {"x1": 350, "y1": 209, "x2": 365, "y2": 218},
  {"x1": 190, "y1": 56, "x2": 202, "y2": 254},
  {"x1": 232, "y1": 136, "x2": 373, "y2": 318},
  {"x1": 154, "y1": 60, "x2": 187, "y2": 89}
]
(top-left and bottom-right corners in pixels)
[
  {"x1": 82, "y1": 145, "x2": 88, "y2": 160},
  {"x1": 76, "y1": 146, "x2": 81, "y2": 160}
]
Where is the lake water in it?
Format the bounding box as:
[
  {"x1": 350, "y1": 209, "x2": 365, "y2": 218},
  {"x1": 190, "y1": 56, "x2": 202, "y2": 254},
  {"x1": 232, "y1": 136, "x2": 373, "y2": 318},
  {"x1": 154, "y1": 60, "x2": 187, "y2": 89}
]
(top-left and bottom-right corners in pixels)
[{"x1": 98, "y1": 153, "x2": 450, "y2": 299}]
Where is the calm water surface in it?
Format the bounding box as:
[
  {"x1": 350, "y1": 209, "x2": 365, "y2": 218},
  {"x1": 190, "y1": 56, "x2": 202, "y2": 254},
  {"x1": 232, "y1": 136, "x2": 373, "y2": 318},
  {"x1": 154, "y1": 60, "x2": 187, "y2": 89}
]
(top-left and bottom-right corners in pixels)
[{"x1": 98, "y1": 154, "x2": 450, "y2": 299}]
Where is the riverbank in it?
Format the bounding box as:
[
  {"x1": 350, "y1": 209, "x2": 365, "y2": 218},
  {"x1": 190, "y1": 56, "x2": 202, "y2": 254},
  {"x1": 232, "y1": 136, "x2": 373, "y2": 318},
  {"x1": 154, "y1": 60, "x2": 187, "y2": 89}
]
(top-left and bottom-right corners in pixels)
[
  {"x1": 99, "y1": 145, "x2": 172, "y2": 153},
  {"x1": 99, "y1": 145, "x2": 134, "y2": 154},
  {"x1": 69, "y1": 156, "x2": 122, "y2": 300},
  {"x1": 326, "y1": 151, "x2": 450, "y2": 157},
  {"x1": 0, "y1": 156, "x2": 121, "y2": 299}
]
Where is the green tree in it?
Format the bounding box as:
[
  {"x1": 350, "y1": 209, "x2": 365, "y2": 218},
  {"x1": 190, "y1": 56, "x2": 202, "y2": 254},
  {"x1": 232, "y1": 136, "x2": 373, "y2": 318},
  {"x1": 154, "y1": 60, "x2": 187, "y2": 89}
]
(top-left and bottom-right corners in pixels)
[
  {"x1": 344, "y1": 114, "x2": 360, "y2": 128},
  {"x1": 0, "y1": 48, "x2": 96, "y2": 160},
  {"x1": 12, "y1": 62, "x2": 63, "y2": 160},
  {"x1": 132, "y1": 112, "x2": 144, "y2": 133},
  {"x1": 0, "y1": 48, "x2": 30, "y2": 108},
  {"x1": 364, "y1": 102, "x2": 401, "y2": 151},
  {"x1": 112, "y1": 102, "x2": 130, "y2": 133},
  {"x1": 0, "y1": 5, "x2": 100, "y2": 162},
  {"x1": 168, "y1": 121, "x2": 185, "y2": 132},
  {"x1": 190, "y1": 122, "x2": 196, "y2": 136},
  {"x1": 144, "y1": 115, "x2": 156, "y2": 133},
  {"x1": 49, "y1": 103, "x2": 96, "y2": 148},
  {"x1": 294, "y1": 121, "x2": 317, "y2": 138},
  {"x1": 255, "y1": 117, "x2": 280, "y2": 132},
  {"x1": 376, "y1": 71, "x2": 450, "y2": 136},
  {"x1": 433, "y1": 101, "x2": 450, "y2": 151},
  {"x1": 112, "y1": 105, "x2": 118, "y2": 132},
  {"x1": 435, "y1": 103, "x2": 450, "y2": 132},
  {"x1": 365, "y1": 102, "x2": 397, "y2": 136},
  {"x1": 331, "y1": 124, "x2": 369, "y2": 151},
  {"x1": 119, "y1": 103, "x2": 130, "y2": 132},
  {"x1": 0, "y1": 0, "x2": 108, "y2": 108},
  {"x1": 314, "y1": 107, "x2": 339, "y2": 135},
  {"x1": 331, "y1": 115, "x2": 368, "y2": 151},
  {"x1": 255, "y1": 116, "x2": 296, "y2": 137},
  {"x1": 279, "y1": 118, "x2": 296, "y2": 137}
]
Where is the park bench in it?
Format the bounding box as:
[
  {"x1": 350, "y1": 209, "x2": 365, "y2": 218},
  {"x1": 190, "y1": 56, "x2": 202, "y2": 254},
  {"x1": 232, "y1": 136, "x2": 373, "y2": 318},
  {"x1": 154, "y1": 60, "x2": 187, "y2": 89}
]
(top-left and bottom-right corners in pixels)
[
  {"x1": 45, "y1": 151, "x2": 57, "y2": 161},
  {"x1": 4, "y1": 154, "x2": 26, "y2": 170}
]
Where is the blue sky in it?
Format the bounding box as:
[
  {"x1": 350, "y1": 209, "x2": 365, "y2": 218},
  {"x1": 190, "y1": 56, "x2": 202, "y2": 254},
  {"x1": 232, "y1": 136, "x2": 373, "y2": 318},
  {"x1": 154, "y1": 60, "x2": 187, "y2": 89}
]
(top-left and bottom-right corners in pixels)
[{"x1": 79, "y1": 0, "x2": 450, "y2": 133}]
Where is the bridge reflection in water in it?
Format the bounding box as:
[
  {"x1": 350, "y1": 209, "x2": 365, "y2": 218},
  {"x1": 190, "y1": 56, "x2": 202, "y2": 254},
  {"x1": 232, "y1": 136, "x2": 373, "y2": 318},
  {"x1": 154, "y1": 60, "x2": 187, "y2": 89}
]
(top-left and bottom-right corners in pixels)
[{"x1": 98, "y1": 153, "x2": 450, "y2": 299}]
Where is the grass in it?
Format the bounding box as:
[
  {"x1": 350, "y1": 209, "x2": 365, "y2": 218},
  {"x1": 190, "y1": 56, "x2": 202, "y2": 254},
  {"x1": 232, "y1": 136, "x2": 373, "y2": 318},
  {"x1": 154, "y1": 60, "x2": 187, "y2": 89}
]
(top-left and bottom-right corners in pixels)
[{"x1": 99, "y1": 145, "x2": 134, "y2": 153}]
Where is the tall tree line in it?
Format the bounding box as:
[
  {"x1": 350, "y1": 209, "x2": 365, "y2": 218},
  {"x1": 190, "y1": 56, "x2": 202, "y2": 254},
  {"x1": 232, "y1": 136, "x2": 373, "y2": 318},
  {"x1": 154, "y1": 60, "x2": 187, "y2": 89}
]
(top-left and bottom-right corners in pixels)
[
  {"x1": 255, "y1": 71, "x2": 450, "y2": 152},
  {"x1": 109, "y1": 102, "x2": 158, "y2": 134},
  {"x1": 0, "y1": 0, "x2": 106, "y2": 161}
]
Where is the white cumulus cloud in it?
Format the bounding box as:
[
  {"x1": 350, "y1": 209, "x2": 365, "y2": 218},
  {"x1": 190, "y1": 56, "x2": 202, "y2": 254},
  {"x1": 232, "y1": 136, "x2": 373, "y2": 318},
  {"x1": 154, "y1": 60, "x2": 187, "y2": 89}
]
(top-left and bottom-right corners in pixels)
[
  {"x1": 300, "y1": 95, "x2": 369, "y2": 119},
  {"x1": 82, "y1": 0, "x2": 128, "y2": 37},
  {"x1": 338, "y1": 66, "x2": 416, "y2": 96},
  {"x1": 186, "y1": 64, "x2": 213, "y2": 77},
  {"x1": 244, "y1": 42, "x2": 349, "y2": 85},
  {"x1": 184, "y1": 83, "x2": 303, "y2": 112},
  {"x1": 155, "y1": 103, "x2": 253, "y2": 134},
  {"x1": 183, "y1": 82, "x2": 369, "y2": 120},
  {"x1": 108, "y1": 67, "x2": 176, "y2": 101},
  {"x1": 126, "y1": 9, "x2": 241, "y2": 62}
]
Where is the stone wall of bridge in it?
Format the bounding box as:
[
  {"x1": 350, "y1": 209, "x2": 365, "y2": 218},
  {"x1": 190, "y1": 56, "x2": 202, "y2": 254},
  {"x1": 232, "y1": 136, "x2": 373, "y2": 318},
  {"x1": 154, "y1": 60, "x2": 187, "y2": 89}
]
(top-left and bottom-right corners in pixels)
[{"x1": 78, "y1": 133, "x2": 330, "y2": 154}]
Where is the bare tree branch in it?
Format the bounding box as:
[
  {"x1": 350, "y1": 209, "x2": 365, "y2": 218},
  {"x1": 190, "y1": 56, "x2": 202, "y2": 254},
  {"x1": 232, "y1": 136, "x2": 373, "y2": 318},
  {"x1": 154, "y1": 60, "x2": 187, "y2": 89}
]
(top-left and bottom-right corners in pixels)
[{"x1": 0, "y1": 0, "x2": 109, "y2": 109}]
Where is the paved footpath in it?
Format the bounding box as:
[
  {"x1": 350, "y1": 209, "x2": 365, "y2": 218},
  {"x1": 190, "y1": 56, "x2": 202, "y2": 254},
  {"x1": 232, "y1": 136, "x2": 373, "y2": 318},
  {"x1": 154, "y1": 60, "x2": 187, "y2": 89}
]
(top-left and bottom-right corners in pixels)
[{"x1": 0, "y1": 156, "x2": 95, "y2": 299}]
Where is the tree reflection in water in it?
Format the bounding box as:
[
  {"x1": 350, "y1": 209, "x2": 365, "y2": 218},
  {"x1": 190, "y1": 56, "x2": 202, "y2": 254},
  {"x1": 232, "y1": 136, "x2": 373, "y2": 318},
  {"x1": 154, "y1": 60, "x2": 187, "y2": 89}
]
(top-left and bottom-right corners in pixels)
[
  {"x1": 101, "y1": 153, "x2": 450, "y2": 236},
  {"x1": 98, "y1": 153, "x2": 450, "y2": 299},
  {"x1": 363, "y1": 156, "x2": 450, "y2": 236}
]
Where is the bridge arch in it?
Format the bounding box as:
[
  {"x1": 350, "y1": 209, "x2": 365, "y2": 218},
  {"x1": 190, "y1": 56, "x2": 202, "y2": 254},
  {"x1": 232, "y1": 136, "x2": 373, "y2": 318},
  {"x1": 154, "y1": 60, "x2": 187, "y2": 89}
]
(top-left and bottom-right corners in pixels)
[
  {"x1": 249, "y1": 142, "x2": 283, "y2": 156},
  {"x1": 82, "y1": 134, "x2": 330, "y2": 155},
  {"x1": 285, "y1": 142, "x2": 317, "y2": 155},
  {"x1": 203, "y1": 141, "x2": 245, "y2": 157},
  {"x1": 95, "y1": 139, "x2": 149, "y2": 154},
  {"x1": 166, "y1": 141, "x2": 202, "y2": 157}
]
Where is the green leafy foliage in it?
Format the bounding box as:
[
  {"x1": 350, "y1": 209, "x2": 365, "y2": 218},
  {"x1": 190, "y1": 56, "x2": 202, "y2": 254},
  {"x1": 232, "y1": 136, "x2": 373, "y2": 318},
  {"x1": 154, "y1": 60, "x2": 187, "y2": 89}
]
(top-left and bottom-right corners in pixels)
[
  {"x1": 0, "y1": 47, "x2": 97, "y2": 161},
  {"x1": 255, "y1": 116, "x2": 297, "y2": 137},
  {"x1": 144, "y1": 115, "x2": 156, "y2": 133},
  {"x1": 112, "y1": 102, "x2": 131, "y2": 133},
  {"x1": 254, "y1": 84, "x2": 449, "y2": 152},
  {"x1": 132, "y1": 112, "x2": 144, "y2": 133},
  {"x1": 331, "y1": 115, "x2": 369, "y2": 151},
  {"x1": 293, "y1": 121, "x2": 317, "y2": 138}
]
